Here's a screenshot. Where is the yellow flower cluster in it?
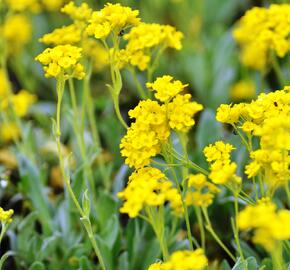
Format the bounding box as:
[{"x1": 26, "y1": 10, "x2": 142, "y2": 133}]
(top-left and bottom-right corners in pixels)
[
  {"x1": 233, "y1": 4, "x2": 290, "y2": 70},
  {"x1": 216, "y1": 87, "x2": 290, "y2": 189},
  {"x1": 148, "y1": 249, "x2": 207, "y2": 270},
  {"x1": 117, "y1": 167, "x2": 182, "y2": 218},
  {"x1": 5, "y1": 0, "x2": 66, "y2": 12},
  {"x1": 120, "y1": 76, "x2": 202, "y2": 168},
  {"x1": 39, "y1": 24, "x2": 81, "y2": 46},
  {"x1": 1, "y1": 14, "x2": 32, "y2": 53},
  {"x1": 1, "y1": 90, "x2": 36, "y2": 117},
  {"x1": 61, "y1": 1, "x2": 92, "y2": 22},
  {"x1": 230, "y1": 80, "x2": 256, "y2": 101},
  {"x1": 0, "y1": 123, "x2": 21, "y2": 143},
  {"x1": 204, "y1": 141, "x2": 241, "y2": 185},
  {"x1": 35, "y1": 45, "x2": 85, "y2": 79},
  {"x1": 120, "y1": 100, "x2": 169, "y2": 168},
  {"x1": 118, "y1": 23, "x2": 183, "y2": 71},
  {"x1": 238, "y1": 198, "x2": 290, "y2": 251},
  {"x1": 5, "y1": 0, "x2": 38, "y2": 12},
  {"x1": 86, "y1": 3, "x2": 140, "y2": 39},
  {"x1": 185, "y1": 174, "x2": 220, "y2": 207},
  {"x1": 167, "y1": 94, "x2": 203, "y2": 132},
  {"x1": 0, "y1": 207, "x2": 14, "y2": 224},
  {"x1": 0, "y1": 70, "x2": 10, "y2": 98},
  {"x1": 146, "y1": 75, "x2": 187, "y2": 102}
]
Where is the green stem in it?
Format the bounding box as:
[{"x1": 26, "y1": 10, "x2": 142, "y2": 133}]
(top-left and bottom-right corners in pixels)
[
  {"x1": 202, "y1": 207, "x2": 236, "y2": 262},
  {"x1": 271, "y1": 52, "x2": 286, "y2": 87},
  {"x1": 68, "y1": 78, "x2": 97, "y2": 205},
  {"x1": 195, "y1": 206, "x2": 205, "y2": 250},
  {"x1": 162, "y1": 144, "x2": 198, "y2": 250},
  {"x1": 129, "y1": 67, "x2": 147, "y2": 99},
  {"x1": 83, "y1": 63, "x2": 110, "y2": 190},
  {"x1": 55, "y1": 77, "x2": 106, "y2": 270},
  {"x1": 233, "y1": 193, "x2": 247, "y2": 269},
  {"x1": 146, "y1": 206, "x2": 169, "y2": 260},
  {"x1": 0, "y1": 223, "x2": 7, "y2": 244}
]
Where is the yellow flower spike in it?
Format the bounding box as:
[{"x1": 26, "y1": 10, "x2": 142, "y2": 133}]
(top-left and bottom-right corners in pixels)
[
  {"x1": 0, "y1": 207, "x2": 14, "y2": 224},
  {"x1": 35, "y1": 45, "x2": 85, "y2": 80}
]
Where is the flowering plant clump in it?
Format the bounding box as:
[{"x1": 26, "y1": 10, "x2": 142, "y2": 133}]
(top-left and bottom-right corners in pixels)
[{"x1": 0, "y1": 1, "x2": 290, "y2": 270}]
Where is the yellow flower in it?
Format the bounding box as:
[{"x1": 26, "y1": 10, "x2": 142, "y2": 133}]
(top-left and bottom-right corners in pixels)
[
  {"x1": 61, "y1": 1, "x2": 93, "y2": 22},
  {"x1": 167, "y1": 94, "x2": 203, "y2": 132},
  {"x1": 82, "y1": 39, "x2": 109, "y2": 72},
  {"x1": 5, "y1": 0, "x2": 39, "y2": 12},
  {"x1": 0, "y1": 69, "x2": 10, "y2": 98},
  {"x1": 238, "y1": 199, "x2": 290, "y2": 251},
  {"x1": 146, "y1": 75, "x2": 188, "y2": 102},
  {"x1": 216, "y1": 103, "x2": 245, "y2": 125},
  {"x1": 0, "y1": 207, "x2": 14, "y2": 223},
  {"x1": 39, "y1": 24, "x2": 82, "y2": 46},
  {"x1": 0, "y1": 122, "x2": 20, "y2": 143},
  {"x1": 86, "y1": 3, "x2": 140, "y2": 39},
  {"x1": 35, "y1": 45, "x2": 85, "y2": 79},
  {"x1": 117, "y1": 167, "x2": 182, "y2": 218},
  {"x1": 233, "y1": 4, "x2": 290, "y2": 70},
  {"x1": 118, "y1": 23, "x2": 183, "y2": 71},
  {"x1": 230, "y1": 80, "x2": 256, "y2": 100},
  {"x1": 2, "y1": 14, "x2": 32, "y2": 53},
  {"x1": 204, "y1": 141, "x2": 240, "y2": 185},
  {"x1": 11, "y1": 90, "x2": 37, "y2": 117},
  {"x1": 148, "y1": 249, "x2": 208, "y2": 270},
  {"x1": 120, "y1": 100, "x2": 169, "y2": 168}
]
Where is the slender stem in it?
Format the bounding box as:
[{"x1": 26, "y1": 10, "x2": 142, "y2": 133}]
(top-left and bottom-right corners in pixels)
[
  {"x1": 68, "y1": 78, "x2": 97, "y2": 205},
  {"x1": 233, "y1": 194, "x2": 247, "y2": 269},
  {"x1": 195, "y1": 206, "x2": 205, "y2": 250},
  {"x1": 146, "y1": 207, "x2": 169, "y2": 260},
  {"x1": 0, "y1": 223, "x2": 7, "y2": 244},
  {"x1": 271, "y1": 52, "x2": 286, "y2": 87},
  {"x1": 202, "y1": 207, "x2": 236, "y2": 262},
  {"x1": 162, "y1": 144, "x2": 197, "y2": 250},
  {"x1": 55, "y1": 77, "x2": 106, "y2": 270},
  {"x1": 113, "y1": 94, "x2": 128, "y2": 129},
  {"x1": 129, "y1": 67, "x2": 148, "y2": 99},
  {"x1": 83, "y1": 62, "x2": 110, "y2": 190}
]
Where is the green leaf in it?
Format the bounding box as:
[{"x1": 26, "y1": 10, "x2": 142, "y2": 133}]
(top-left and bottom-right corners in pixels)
[
  {"x1": 17, "y1": 154, "x2": 52, "y2": 234},
  {"x1": 79, "y1": 256, "x2": 93, "y2": 270},
  {"x1": 220, "y1": 259, "x2": 231, "y2": 270},
  {"x1": 82, "y1": 189, "x2": 91, "y2": 217},
  {"x1": 100, "y1": 215, "x2": 120, "y2": 249},
  {"x1": 17, "y1": 211, "x2": 39, "y2": 231},
  {"x1": 0, "y1": 251, "x2": 15, "y2": 270},
  {"x1": 95, "y1": 234, "x2": 114, "y2": 270},
  {"x1": 233, "y1": 257, "x2": 258, "y2": 270},
  {"x1": 28, "y1": 261, "x2": 45, "y2": 270},
  {"x1": 95, "y1": 192, "x2": 118, "y2": 229}
]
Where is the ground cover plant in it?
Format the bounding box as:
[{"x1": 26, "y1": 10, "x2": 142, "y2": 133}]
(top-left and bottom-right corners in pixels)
[{"x1": 0, "y1": 0, "x2": 290, "y2": 269}]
